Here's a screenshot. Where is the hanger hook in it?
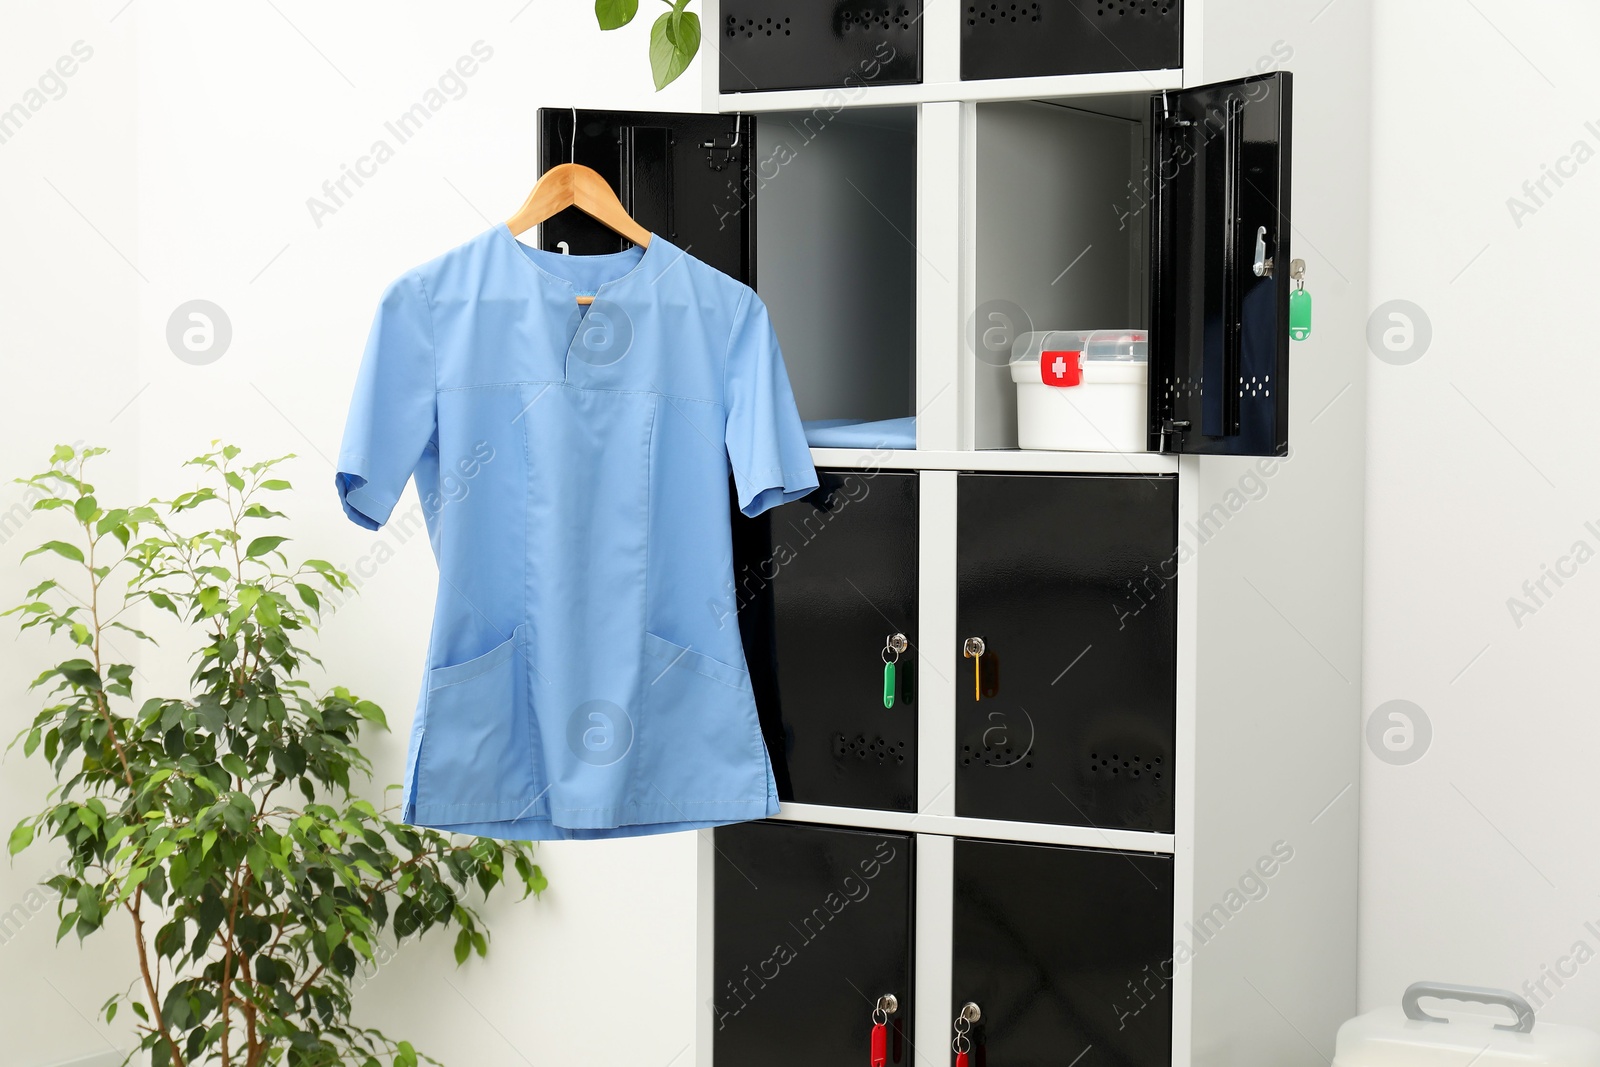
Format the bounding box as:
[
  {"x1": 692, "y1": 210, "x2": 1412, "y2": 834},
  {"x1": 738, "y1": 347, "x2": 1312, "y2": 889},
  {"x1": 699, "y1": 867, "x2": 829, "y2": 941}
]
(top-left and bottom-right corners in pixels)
[
  {"x1": 570, "y1": 105, "x2": 578, "y2": 164},
  {"x1": 701, "y1": 114, "x2": 744, "y2": 172}
]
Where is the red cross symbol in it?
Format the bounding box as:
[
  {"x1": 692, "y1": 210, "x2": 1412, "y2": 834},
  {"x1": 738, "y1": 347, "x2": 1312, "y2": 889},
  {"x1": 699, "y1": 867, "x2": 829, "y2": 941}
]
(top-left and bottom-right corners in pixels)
[{"x1": 1040, "y1": 349, "x2": 1082, "y2": 387}]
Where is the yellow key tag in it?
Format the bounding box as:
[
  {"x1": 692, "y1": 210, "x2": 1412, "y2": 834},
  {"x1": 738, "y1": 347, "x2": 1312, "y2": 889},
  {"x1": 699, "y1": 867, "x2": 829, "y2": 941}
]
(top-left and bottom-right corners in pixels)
[{"x1": 963, "y1": 637, "x2": 986, "y2": 701}]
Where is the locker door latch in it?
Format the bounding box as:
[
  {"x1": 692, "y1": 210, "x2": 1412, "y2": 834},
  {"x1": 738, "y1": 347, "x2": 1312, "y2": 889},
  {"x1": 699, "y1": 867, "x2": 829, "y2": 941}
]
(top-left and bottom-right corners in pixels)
[
  {"x1": 1252, "y1": 225, "x2": 1273, "y2": 277},
  {"x1": 701, "y1": 117, "x2": 744, "y2": 172}
]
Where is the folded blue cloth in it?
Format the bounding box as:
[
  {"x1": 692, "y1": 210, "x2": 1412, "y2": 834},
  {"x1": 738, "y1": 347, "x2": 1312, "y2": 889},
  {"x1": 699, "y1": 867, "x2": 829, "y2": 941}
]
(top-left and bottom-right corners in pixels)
[{"x1": 801, "y1": 416, "x2": 916, "y2": 449}]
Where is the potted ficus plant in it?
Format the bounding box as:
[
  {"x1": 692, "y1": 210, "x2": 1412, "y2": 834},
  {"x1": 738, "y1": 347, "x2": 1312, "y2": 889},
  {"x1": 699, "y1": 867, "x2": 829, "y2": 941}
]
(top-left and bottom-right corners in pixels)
[{"x1": 5, "y1": 444, "x2": 545, "y2": 1067}]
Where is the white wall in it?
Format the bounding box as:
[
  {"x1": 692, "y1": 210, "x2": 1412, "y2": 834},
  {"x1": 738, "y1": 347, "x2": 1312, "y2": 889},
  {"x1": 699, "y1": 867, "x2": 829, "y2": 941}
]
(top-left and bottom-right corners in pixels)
[
  {"x1": 1, "y1": 3, "x2": 702, "y2": 1065},
  {"x1": 1359, "y1": 0, "x2": 1600, "y2": 1026}
]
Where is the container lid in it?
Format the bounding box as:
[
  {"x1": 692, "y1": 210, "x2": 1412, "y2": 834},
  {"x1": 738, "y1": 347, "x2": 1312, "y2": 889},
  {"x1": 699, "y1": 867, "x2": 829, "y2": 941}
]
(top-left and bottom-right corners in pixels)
[
  {"x1": 1010, "y1": 330, "x2": 1148, "y2": 386},
  {"x1": 1010, "y1": 330, "x2": 1149, "y2": 364},
  {"x1": 1334, "y1": 985, "x2": 1600, "y2": 1067}
]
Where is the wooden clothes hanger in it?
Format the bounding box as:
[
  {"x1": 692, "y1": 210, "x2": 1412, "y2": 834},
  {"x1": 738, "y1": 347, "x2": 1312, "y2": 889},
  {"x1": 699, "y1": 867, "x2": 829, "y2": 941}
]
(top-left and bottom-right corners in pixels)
[{"x1": 506, "y1": 112, "x2": 651, "y2": 306}]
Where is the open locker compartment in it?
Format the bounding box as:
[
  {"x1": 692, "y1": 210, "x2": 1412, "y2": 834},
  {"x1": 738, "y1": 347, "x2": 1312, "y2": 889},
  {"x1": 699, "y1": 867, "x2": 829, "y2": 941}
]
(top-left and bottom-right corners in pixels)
[
  {"x1": 971, "y1": 94, "x2": 1152, "y2": 452},
  {"x1": 756, "y1": 106, "x2": 918, "y2": 430},
  {"x1": 534, "y1": 105, "x2": 918, "y2": 438},
  {"x1": 969, "y1": 72, "x2": 1292, "y2": 458}
]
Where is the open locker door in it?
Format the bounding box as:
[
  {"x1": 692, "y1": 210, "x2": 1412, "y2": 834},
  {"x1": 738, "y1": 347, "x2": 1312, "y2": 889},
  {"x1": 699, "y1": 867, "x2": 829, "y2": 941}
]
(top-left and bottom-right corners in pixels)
[
  {"x1": 534, "y1": 108, "x2": 755, "y2": 285},
  {"x1": 1148, "y1": 72, "x2": 1293, "y2": 457}
]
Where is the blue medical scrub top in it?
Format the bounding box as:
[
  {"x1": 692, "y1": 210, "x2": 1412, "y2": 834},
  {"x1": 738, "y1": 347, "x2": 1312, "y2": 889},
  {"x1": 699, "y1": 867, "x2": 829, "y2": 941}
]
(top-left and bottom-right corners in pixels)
[{"x1": 335, "y1": 225, "x2": 818, "y2": 840}]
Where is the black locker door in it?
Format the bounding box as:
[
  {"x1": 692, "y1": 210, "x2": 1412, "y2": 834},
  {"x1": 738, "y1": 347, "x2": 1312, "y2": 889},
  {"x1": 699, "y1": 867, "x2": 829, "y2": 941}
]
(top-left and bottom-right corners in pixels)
[
  {"x1": 534, "y1": 108, "x2": 756, "y2": 284},
  {"x1": 714, "y1": 822, "x2": 915, "y2": 1066},
  {"x1": 961, "y1": 0, "x2": 1182, "y2": 81},
  {"x1": 955, "y1": 473, "x2": 1176, "y2": 832},
  {"x1": 952, "y1": 839, "x2": 1174, "y2": 1067},
  {"x1": 1148, "y1": 72, "x2": 1294, "y2": 457},
  {"x1": 720, "y1": 0, "x2": 923, "y2": 92},
  {"x1": 733, "y1": 470, "x2": 919, "y2": 812}
]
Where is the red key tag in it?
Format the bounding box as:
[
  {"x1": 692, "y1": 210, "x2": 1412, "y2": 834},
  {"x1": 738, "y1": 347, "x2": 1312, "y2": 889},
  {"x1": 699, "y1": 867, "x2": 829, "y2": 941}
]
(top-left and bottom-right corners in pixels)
[
  {"x1": 871, "y1": 1022, "x2": 887, "y2": 1067},
  {"x1": 1040, "y1": 349, "x2": 1083, "y2": 387},
  {"x1": 956, "y1": 1052, "x2": 969, "y2": 1067}
]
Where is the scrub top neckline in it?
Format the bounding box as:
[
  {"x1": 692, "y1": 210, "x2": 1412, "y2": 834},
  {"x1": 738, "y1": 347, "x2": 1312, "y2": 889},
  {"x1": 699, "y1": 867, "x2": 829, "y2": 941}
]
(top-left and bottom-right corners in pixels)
[{"x1": 497, "y1": 223, "x2": 658, "y2": 297}]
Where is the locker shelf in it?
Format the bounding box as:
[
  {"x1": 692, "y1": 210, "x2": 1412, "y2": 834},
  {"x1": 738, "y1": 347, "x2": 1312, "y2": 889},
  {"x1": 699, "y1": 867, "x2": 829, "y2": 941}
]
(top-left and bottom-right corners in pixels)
[
  {"x1": 767, "y1": 800, "x2": 1176, "y2": 854},
  {"x1": 716, "y1": 68, "x2": 1183, "y2": 112},
  {"x1": 807, "y1": 445, "x2": 1179, "y2": 474}
]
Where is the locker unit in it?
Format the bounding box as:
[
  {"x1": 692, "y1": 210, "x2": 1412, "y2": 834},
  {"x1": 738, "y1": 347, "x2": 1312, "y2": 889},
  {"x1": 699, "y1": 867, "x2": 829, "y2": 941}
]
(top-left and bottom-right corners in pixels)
[
  {"x1": 719, "y1": 0, "x2": 924, "y2": 92},
  {"x1": 961, "y1": 0, "x2": 1185, "y2": 81},
  {"x1": 954, "y1": 472, "x2": 1177, "y2": 832},
  {"x1": 732, "y1": 469, "x2": 920, "y2": 812},
  {"x1": 713, "y1": 822, "x2": 916, "y2": 1066},
  {"x1": 537, "y1": 2, "x2": 1368, "y2": 1062}
]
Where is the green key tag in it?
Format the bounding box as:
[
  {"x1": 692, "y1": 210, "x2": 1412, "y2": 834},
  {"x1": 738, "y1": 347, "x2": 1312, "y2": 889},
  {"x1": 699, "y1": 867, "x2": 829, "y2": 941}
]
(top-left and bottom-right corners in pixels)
[
  {"x1": 1288, "y1": 257, "x2": 1311, "y2": 341},
  {"x1": 1289, "y1": 288, "x2": 1312, "y2": 341},
  {"x1": 881, "y1": 633, "x2": 905, "y2": 709}
]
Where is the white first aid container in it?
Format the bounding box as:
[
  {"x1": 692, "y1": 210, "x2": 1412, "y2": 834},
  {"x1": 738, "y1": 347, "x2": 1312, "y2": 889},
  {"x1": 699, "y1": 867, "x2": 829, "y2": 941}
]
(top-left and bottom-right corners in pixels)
[
  {"x1": 1334, "y1": 983, "x2": 1600, "y2": 1067},
  {"x1": 1009, "y1": 330, "x2": 1148, "y2": 453}
]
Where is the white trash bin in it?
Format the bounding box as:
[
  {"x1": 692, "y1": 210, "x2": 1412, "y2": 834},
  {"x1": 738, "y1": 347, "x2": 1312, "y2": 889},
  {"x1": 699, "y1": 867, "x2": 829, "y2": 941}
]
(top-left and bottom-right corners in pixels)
[
  {"x1": 1333, "y1": 983, "x2": 1600, "y2": 1067},
  {"x1": 1009, "y1": 330, "x2": 1148, "y2": 453}
]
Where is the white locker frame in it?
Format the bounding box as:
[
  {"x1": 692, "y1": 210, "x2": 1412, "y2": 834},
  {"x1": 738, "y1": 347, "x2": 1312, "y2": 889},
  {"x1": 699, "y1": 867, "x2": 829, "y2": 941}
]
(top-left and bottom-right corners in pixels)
[{"x1": 693, "y1": 0, "x2": 1370, "y2": 1064}]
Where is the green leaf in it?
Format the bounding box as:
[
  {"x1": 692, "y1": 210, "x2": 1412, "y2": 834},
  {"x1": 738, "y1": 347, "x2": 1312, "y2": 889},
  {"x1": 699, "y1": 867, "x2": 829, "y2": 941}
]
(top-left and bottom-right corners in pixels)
[
  {"x1": 22, "y1": 540, "x2": 85, "y2": 564},
  {"x1": 8, "y1": 822, "x2": 34, "y2": 855},
  {"x1": 453, "y1": 928, "x2": 470, "y2": 966},
  {"x1": 245, "y1": 535, "x2": 288, "y2": 558},
  {"x1": 595, "y1": 0, "x2": 639, "y2": 29},
  {"x1": 259, "y1": 479, "x2": 292, "y2": 491},
  {"x1": 73, "y1": 495, "x2": 99, "y2": 522},
  {"x1": 649, "y1": 2, "x2": 700, "y2": 90}
]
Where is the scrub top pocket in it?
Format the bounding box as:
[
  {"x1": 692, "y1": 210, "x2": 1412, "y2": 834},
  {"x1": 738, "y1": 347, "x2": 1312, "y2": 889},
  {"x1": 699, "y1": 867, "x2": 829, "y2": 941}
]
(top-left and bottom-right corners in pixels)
[
  {"x1": 414, "y1": 624, "x2": 541, "y2": 825},
  {"x1": 635, "y1": 632, "x2": 773, "y2": 818}
]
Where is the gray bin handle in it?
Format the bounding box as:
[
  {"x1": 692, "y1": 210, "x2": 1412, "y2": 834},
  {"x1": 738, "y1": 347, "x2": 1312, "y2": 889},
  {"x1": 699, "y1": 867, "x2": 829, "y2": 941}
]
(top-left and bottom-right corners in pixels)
[{"x1": 1402, "y1": 982, "x2": 1535, "y2": 1033}]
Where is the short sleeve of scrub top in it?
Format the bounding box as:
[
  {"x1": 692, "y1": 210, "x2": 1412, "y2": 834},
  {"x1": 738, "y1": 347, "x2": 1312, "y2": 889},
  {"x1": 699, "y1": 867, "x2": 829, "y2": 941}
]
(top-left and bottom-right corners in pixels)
[
  {"x1": 336, "y1": 271, "x2": 437, "y2": 532},
  {"x1": 723, "y1": 289, "x2": 817, "y2": 518},
  {"x1": 334, "y1": 228, "x2": 818, "y2": 842}
]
